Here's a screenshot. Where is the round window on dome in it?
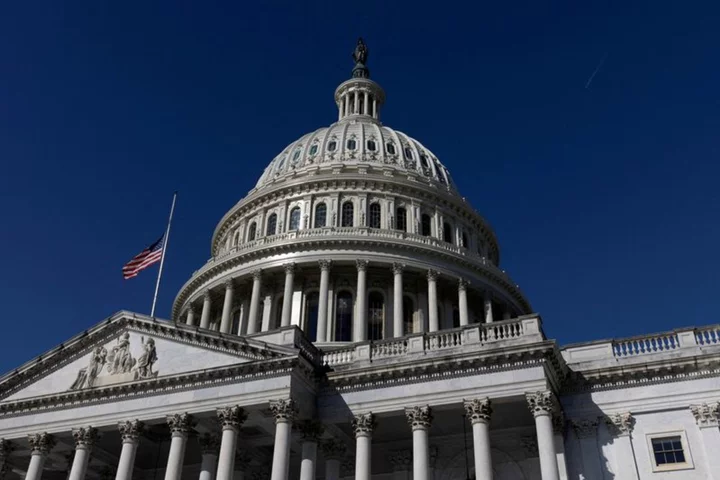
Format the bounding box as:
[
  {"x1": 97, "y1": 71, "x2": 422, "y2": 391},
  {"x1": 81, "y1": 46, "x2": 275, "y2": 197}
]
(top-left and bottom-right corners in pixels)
[
  {"x1": 328, "y1": 141, "x2": 337, "y2": 152},
  {"x1": 347, "y1": 139, "x2": 357, "y2": 150}
]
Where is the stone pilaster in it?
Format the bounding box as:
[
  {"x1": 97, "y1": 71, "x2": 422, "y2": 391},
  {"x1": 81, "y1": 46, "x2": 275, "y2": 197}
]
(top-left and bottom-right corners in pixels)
[
  {"x1": 604, "y1": 413, "x2": 635, "y2": 437},
  {"x1": 690, "y1": 402, "x2": 720, "y2": 428}
]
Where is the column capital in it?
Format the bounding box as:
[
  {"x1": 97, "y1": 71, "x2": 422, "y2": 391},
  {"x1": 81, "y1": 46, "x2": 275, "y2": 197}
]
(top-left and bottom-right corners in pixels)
[
  {"x1": 298, "y1": 419, "x2": 324, "y2": 442},
  {"x1": 318, "y1": 259, "x2": 332, "y2": 272},
  {"x1": 690, "y1": 402, "x2": 720, "y2": 429},
  {"x1": 187, "y1": 304, "x2": 195, "y2": 314},
  {"x1": 356, "y1": 259, "x2": 369, "y2": 272},
  {"x1": 321, "y1": 439, "x2": 347, "y2": 460},
  {"x1": 166, "y1": 412, "x2": 195, "y2": 437},
  {"x1": 251, "y1": 269, "x2": 263, "y2": 281},
  {"x1": 463, "y1": 398, "x2": 492, "y2": 424},
  {"x1": 604, "y1": 412, "x2": 634, "y2": 437},
  {"x1": 224, "y1": 279, "x2": 235, "y2": 290},
  {"x1": 217, "y1": 405, "x2": 248, "y2": 431},
  {"x1": 427, "y1": 269, "x2": 439, "y2": 281},
  {"x1": 72, "y1": 426, "x2": 99, "y2": 449},
  {"x1": 458, "y1": 278, "x2": 469, "y2": 291},
  {"x1": 283, "y1": 262, "x2": 296, "y2": 275},
  {"x1": 198, "y1": 433, "x2": 220, "y2": 456},
  {"x1": 118, "y1": 419, "x2": 144, "y2": 443},
  {"x1": 571, "y1": 418, "x2": 599, "y2": 439},
  {"x1": 352, "y1": 412, "x2": 376, "y2": 437},
  {"x1": 391, "y1": 262, "x2": 405, "y2": 275},
  {"x1": 387, "y1": 449, "x2": 412, "y2": 471},
  {"x1": 405, "y1": 405, "x2": 433, "y2": 430},
  {"x1": 203, "y1": 290, "x2": 212, "y2": 301},
  {"x1": 525, "y1": 391, "x2": 554, "y2": 417},
  {"x1": 269, "y1": 398, "x2": 297, "y2": 424},
  {"x1": 27, "y1": 433, "x2": 55, "y2": 455}
]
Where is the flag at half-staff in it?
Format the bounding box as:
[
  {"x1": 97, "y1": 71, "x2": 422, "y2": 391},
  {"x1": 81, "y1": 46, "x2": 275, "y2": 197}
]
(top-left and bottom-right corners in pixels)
[{"x1": 122, "y1": 235, "x2": 165, "y2": 280}]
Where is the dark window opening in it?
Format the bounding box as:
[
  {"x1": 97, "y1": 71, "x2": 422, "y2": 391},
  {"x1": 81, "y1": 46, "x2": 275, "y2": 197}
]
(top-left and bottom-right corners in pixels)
[
  {"x1": 369, "y1": 203, "x2": 381, "y2": 228},
  {"x1": 396, "y1": 207, "x2": 407, "y2": 232},
  {"x1": 314, "y1": 203, "x2": 327, "y2": 228},
  {"x1": 341, "y1": 201, "x2": 354, "y2": 227}
]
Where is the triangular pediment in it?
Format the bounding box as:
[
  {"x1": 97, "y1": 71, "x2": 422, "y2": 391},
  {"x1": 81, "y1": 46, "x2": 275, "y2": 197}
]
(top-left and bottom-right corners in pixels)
[{"x1": 0, "y1": 311, "x2": 299, "y2": 403}]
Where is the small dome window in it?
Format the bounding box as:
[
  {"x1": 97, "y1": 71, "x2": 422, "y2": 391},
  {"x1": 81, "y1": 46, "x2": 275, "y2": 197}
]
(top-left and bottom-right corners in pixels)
[
  {"x1": 328, "y1": 141, "x2": 337, "y2": 152},
  {"x1": 420, "y1": 155, "x2": 429, "y2": 169},
  {"x1": 347, "y1": 139, "x2": 357, "y2": 150},
  {"x1": 404, "y1": 148, "x2": 413, "y2": 160},
  {"x1": 367, "y1": 140, "x2": 377, "y2": 151},
  {"x1": 276, "y1": 156, "x2": 286, "y2": 172},
  {"x1": 386, "y1": 143, "x2": 396, "y2": 155},
  {"x1": 309, "y1": 144, "x2": 318, "y2": 155},
  {"x1": 292, "y1": 150, "x2": 301, "y2": 161}
]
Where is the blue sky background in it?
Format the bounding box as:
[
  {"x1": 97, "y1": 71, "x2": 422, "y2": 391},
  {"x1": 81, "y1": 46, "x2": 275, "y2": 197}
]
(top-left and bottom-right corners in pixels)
[{"x1": 1, "y1": 1, "x2": 719, "y2": 373}]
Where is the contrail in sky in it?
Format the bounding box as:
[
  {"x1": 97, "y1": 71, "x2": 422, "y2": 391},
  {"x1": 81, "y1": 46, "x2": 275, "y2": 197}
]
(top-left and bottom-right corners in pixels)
[{"x1": 585, "y1": 52, "x2": 609, "y2": 89}]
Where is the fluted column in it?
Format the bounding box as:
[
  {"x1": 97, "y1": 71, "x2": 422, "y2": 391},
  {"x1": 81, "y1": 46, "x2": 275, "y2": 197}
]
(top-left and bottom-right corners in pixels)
[
  {"x1": 464, "y1": 398, "x2": 493, "y2": 480},
  {"x1": 321, "y1": 440, "x2": 346, "y2": 480},
  {"x1": 392, "y1": 263, "x2": 404, "y2": 337},
  {"x1": 298, "y1": 421, "x2": 323, "y2": 480},
  {"x1": 186, "y1": 306, "x2": 196, "y2": 327},
  {"x1": 116, "y1": 420, "x2": 143, "y2": 480},
  {"x1": 269, "y1": 399, "x2": 296, "y2": 480},
  {"x1": 484, "y1": 292, "x2": 493, "y2": 323},
  {"x1": 405, "y1": 406, "x2": 432, "y2": 480},
  {"x1": 526, "y1": 392, "x2": 559, "y2": 480},
  {"x1": 458, "y1": 279, "x2": 469, "y2": 326},
  {"x1": 352, "y1": 413, "x2": 375, "y2": 480},
  {"x1": 426, "y1": 270, "x2": 439, "y2": 332},
  {"x1": 280, "y1": 264, "x2": 295, "y2": 327},
  {"x1": 317, "y1": 261, "x2": 332, "y2": 342},
  {"x1": 68, "y1": 427, "x2": 98, "y2": 480},
  {"x1": 247, "y1": 270, "x2": 263, "y2": 335},
  {"x1": 164, "y1": 413, "x2": 194, "y2": 480},
  {"x1": 216, "y1": 406, "x2": 248, "y2": 480},
  {"x1": 219, "y1": 281, "x2": 235, "y2": 334},
  {"x1": 604, "y1": 413, "x2": 638, "y2": 480},
  {"x1": 25, "y1": 433, "x2": 55, "y2": 480},
  {"x1": 354, "y1": 260, "x2": 368, "y2": 342},
  {"x1": 200, "y1": 292, "x2": 212, "y2": 330},
  {"x1": 198, "y1": 434, "x2": 220, "y2": 480},
  {"x1": 0, "y1": 440, "x2": 14, "y2": 480}
]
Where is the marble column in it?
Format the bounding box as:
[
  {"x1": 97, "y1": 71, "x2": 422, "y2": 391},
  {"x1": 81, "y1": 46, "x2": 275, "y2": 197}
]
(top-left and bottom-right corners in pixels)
[
  {"x1": 405, "y1": 406, "x2": 433, "y2": 480},
  {"x1": 200, "y1": 292, "x2": 212, "y2": 330},
  {"x1": 216, "y1": 406, "x2": 248, "y2": 480},
  {"x1": 68, "y1": 427, "x2": 98, "y2": 480},
  {"x1": 198, "y1": 434, "x2": 220, "y2": 480},
  {"x1": 458, "y1": 279, "x2": 469, "y2": 327},
  {"x1": 484, "y1": 292, "x2": 493, "y2": 323},
  {"x1": 392, "y1": 263, "x2": 404, "y2": 337},
  {"x1": 463, "y1": 398, "x2": 493, "y2": 480},
  {"x1": 219, "y1": 280, "x2": 235, "y2": 334},
  {"x1": 116, "y1": 420, "x2": 143, "y2": 480},
  {"x1": 354, "y1": 260, "x2": 369, "y2": 342},
  {"x1": 352, "y1": 413, "x2": 375, "y2": 480},
  {"x1": 186, "y1": 306, "x2": 196, "y2": 327},
  {"x1": 298, "y1": 421, "x2": 323, "y2": 480},
  {"x1": 690, "y1": 403, "x2": 720, "y2": 479},
  {"x1": 25, "y1": 433, "x2": 55, "y2": 480},
  {"x1": 321, "y1": 440, "x2": 346, "y2": 480},
  {"x1": 427, "y1": 270, "x2": 439, "y2": 332},
  {"x1": 317, "y1": 260, "x2": 332, "y2": 342},
  {"x1": 164, "y1": 413, "x2": 194, "y2": 480},
  {"x1": 604, "y1": 413, "x2": 638, "y2": 480},
  {"x1": 552, "y1": 416, "x2": 569, "y2": 480},
  {"x1": 247, "y1": 270, "x2": 263, "y2": 335},
  {"x1": 269, "y1": 399, "x2": 296, "y2": 480},
  {"x1": 280, "y1": 263, "x2": 295, "y2": 327},
  {"x1": 526, "y1": 392, "x2": 560, "y2": 480},
  {"x1": 0, "y1": 439, "x2": 14, "y2": 480},
  {"x1": 571, "y1": 419, "x2": 601, "y2": 480}
]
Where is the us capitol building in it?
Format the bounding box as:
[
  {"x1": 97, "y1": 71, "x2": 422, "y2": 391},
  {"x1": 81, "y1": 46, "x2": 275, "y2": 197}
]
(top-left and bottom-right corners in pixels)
[{"x1": 1, "y1": 40, "x2": 720, "y2": 480}]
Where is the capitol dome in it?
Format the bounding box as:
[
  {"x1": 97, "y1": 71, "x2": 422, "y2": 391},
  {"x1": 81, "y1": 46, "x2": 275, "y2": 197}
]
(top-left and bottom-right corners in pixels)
[{"x1": 172, "y1": 39, "x2": 531, "y2": 344}]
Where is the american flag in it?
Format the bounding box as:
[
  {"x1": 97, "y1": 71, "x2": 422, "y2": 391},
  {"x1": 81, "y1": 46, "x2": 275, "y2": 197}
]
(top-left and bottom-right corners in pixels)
[{"x1": 122, "y1": 235, "x2": 164, "y2": 280}]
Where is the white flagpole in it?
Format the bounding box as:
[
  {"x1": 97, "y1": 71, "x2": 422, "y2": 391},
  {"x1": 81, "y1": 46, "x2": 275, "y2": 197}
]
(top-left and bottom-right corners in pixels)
[{"x1": 150, "y1": 191, "x2": 178, "y2": 318}]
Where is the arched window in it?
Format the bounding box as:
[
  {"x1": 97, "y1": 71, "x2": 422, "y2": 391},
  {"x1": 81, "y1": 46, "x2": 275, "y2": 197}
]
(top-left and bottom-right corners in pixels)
[
  {"x1": 341, "y1": 201, "x2": 354, "y2": 227},
  {"x1": 396, "y1": 207, "x2": 407, "y2": 232},
  {"x1": 247, "y1": 222, "x2": 257, "y2": 241},
  {"x1": 369, "y1": 203, "x2": 381, "y2": 228},
  {"x1": 276, "y1": 156, "x2": 286, "y2": 172},
  {"x1": 314, "y1": 203, "x2": 327, "y2": 228},
  {"x1": 386, "y1": 143, "x2": 396, "y2": 155},
  {"x1": 368, "y1": 292, "x2": 384, "y2": 341},
  {"x1": 347, "y1": 139, "x2": 357, "y2": 150},
  {"x1": 461, "y1": 232, "x2": 469, "y2": 248},
  {"x1": 403, "y1": 296, "x2": 415, "y2": 334},
  {"x1": 292, "y1": 150, "x2": 301, "y2": 161},
  {"x1": 304, "y1": 292, "x2": 319, "y2": 341},
  {"x1": 309, "y1": 144, "x2": 318, "y2": 156},
  {"x1": 404, "y1": 147, "x2": 413, "y2": 159},
  {"x1": 421, "y1": 214, "x2": 432, "y2": 237},
  {"x1": 335, "y1": 291, "x2": 353, "y2": 342},
  {"x1": 266, "y1": 213, "x2": 278, "y2": 236},
  {"x1": 367, "y1": 140, "x2": 377, "y2": 151},
  {"x1": 289, "y1": 207, "x2": 301, "y2": 230},
  {"x1": 328, "y1": 141, "x2": 337, "y2": 152},
  {"x1": 443, "y1": 222, "x2": 453, "y2": 243},
  {"x1": 420, "y1": 155, "x2": 429, "y2": 169}
]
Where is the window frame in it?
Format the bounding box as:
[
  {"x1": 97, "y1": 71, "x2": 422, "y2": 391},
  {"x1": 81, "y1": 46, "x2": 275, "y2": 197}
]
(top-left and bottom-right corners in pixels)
[
  {"x1": 386, "y1": 143, "x2": 396, "y2": 155},
  {"x1": 646, "y1": 431, "x2": 694, "y2": 472},
  {"x1": 341, "y1": 201, "x2": 354, "y2": 227},
  {"x1": 396, "y1": 207, "x2": 407, "y2": 232},
  {"x1": 288, "y1": 207, "x2": 301, "y2": 231},
  {"x1": 314, "y1": 203, "x2": 327, "y2": 228},
  {"x1": 266, "y1": 213, "x2": 278, "y2": 236},
  {"x1": 368, "y1": 202, "x2": 381, "y2": 228}
]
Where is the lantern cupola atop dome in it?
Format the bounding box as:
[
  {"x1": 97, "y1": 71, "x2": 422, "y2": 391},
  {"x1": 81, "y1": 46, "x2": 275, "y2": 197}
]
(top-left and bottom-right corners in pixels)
[{"x1": 335, "y1": 38, "x2": 385, "y2": 122}]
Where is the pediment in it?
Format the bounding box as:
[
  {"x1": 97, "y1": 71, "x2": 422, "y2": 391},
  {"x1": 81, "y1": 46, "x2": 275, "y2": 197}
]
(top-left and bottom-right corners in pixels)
[{"x1": 0, "y1": 312, "x2": 299, "y2": 403}]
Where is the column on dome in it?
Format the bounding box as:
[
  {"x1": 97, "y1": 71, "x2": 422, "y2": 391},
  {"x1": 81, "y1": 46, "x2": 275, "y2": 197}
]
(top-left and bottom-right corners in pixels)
[
  {"x1": 690, "y1": 403, "x2": 720, "y2": 478},
  {"x1": 280, "y1": 263, "x2": 295, "y2": 327},
  {"x1": 321, "y1": 440, "x2": 346, "y2": 480},
  {"x1": 603, "y1": 413, "x2": 638, "y2": 480},
  {"x1": 427, "y1": 270, "x2": 439, "y2": 332},
  {"x1": 298, "y1": 421, "x2": 323, "y2": 480},
  {"x1": 216, "y1": 406, "x2": 248, "y2": 480},
  {"x1": 353, "y1": 90, "x2": 359, "y2": 114},
  {"x1": 552, "y1": 416, "x2": 569, "y2": 480},
  {"x1": 372, "y1": 98, "x2": 378, "y2": 120},
  {"x1": 354, "y1": 260, "x2": 368, "y2": 342},
  {"x1": 200, "y1": 291, "x2": 212, "y2": 330},
  {"x1": 237, "y1": 298, "x2": 249, "y2": 335},
  {"x1": 25, "y1": 433, "x2": 55, "y2": 480},
  {"x1": 316, "y1": 260, "x2": 332, "y2": 342},
  {"x1": 198, "y1": 434, "x2": 220, "y2": 480},
  {"x1": 392, "y1": 263, "x2": 404, "y2": 338},
  {"x1": 269, "y1": 399, "x2": 296, "y2": 480},
  {"x1": 68, "y1": 427, "x2": 98, "y2": 480},
  {"x1": 261, "y1": 292, "x2": 273, "y2": 332},
  {"x1": 363, "y1": 91, "x2": 369, "y2": 116},
  {"x1": 571, "y1": 419, "x2": 601, "y2": 477},
  {"x1": 247, "y1": 270, "x2": 263, "y2": 335},
  {"x1": 484, "y1": 292, "x2": 494, "y2": 323},
  {"x1": 463, "y1": 398, "x2": 493, "y2": 480},
  {"x1": 220, "y1": 280, "x2": 235, "y2": 334},
  {"x1": 405, "y1": 406, "x2": 432, "y2": 480},
  {"x1": 186, "y1": 305, "x2": 196, "y2": 326},
  {"x1": 116, "y1": 420, "x2": 143, "y2": 480},
  {"x1": 352, "y1": 413, "x2": 375, "y2": 480},
  {"x1": 458, "y1": 279, "x2": 469, "y2": 327},
  {"x1": 526, "y1": 392, "x2": 560, "y2": 480},
  {"x1": 164, "y1": 413, "x2": 194, "y2": 480}
]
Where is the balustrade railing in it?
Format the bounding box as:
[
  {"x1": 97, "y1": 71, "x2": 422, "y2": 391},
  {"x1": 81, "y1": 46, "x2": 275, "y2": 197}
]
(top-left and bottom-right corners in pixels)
[
  {"x1": 695, "y1": 326, "x2": 720, "y2": 346},
  {"x1": 371, "y1": 338, "x2": 409, "y2": 358},
  {"x1": 612, "y1": 333, "x2": 680, "y2": 357}
]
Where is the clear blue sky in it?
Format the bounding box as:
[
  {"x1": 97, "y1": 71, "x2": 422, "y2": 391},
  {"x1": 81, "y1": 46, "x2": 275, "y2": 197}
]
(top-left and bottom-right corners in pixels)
[{"x1": 1, "y1": 1, "x2": 719, "y2": 373}]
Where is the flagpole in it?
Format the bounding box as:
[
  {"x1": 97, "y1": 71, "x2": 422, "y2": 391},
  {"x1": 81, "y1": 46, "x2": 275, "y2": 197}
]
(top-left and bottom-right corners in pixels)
[{"x1": 150, "y1": 191, "x2": 177, "y2": 318}]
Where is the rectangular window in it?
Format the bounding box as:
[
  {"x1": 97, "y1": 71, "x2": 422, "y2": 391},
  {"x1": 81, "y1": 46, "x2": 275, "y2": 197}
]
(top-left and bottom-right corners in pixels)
[{"x1": 646, "y1": 432, "x2": 693, "y2": 472}]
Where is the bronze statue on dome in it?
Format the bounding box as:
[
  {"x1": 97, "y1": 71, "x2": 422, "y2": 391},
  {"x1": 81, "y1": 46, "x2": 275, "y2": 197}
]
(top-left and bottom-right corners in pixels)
[{"x1": 352, "y1": 37, "x2": 368, "y2": 66}]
